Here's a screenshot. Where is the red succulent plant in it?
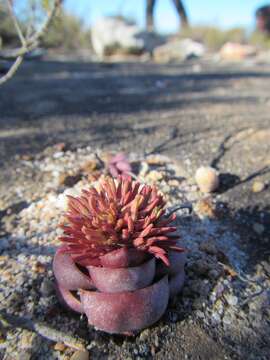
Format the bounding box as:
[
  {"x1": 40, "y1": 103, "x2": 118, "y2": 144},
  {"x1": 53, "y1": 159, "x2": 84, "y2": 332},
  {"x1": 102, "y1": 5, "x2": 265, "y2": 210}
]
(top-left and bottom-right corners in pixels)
[
  {"x1": 107, "y1": 152, "x2": 132, "y2": 178},
  {"x1": 59, "y1": 176, "x2": 183, "y2": 266},
  {"x1": 53, "y1": 176, "x2": 186, "y2": 334}
]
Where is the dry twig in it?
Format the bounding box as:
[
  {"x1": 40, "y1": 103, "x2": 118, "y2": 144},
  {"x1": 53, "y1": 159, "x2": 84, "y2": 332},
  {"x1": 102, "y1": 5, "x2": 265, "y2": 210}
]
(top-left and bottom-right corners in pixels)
[{"x1": 0, "y1": 0, "x2": 62, "y2": 85}]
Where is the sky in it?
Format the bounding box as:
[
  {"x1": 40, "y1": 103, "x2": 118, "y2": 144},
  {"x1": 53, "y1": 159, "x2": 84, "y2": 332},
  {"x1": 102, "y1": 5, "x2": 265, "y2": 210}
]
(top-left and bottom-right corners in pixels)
[{"x1": 64, "y1": 0, "x2": 267, "y2": 33}]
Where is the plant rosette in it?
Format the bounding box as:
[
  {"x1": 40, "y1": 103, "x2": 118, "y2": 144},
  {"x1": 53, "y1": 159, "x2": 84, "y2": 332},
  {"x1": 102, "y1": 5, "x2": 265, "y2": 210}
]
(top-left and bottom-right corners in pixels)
[{"x1": 53, "y1": 176, "x2": 186, "y2": 334}]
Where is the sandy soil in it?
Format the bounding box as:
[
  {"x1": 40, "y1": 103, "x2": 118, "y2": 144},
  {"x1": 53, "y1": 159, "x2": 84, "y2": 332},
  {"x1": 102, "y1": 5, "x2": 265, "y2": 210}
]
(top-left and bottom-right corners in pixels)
[{"x1": 0, "y1": 58, "x2": 269, "y2": 360}]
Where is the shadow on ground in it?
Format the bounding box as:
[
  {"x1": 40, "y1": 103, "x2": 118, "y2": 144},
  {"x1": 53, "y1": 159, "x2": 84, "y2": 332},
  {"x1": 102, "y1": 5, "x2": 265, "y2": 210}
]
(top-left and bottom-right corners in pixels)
[{"x1": 1, "y1": 59, "x2": 270, "y2": 165}]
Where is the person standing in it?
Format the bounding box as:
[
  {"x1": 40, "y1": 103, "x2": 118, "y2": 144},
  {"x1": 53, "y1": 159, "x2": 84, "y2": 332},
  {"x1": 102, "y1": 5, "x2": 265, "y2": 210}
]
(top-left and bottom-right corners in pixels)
[
  {"x1": 256, "y1": 5, "x2": 270, "y2": 35},
  {"x1": 146, "y1": 0, "x2": 189, "y2": 32}
]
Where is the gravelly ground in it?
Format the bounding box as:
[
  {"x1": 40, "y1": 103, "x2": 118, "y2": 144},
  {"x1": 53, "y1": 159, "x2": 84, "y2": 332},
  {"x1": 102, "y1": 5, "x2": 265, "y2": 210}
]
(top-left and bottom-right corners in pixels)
[{"x1": 0, "y1": 58, "x2": 270, "y2": 360}]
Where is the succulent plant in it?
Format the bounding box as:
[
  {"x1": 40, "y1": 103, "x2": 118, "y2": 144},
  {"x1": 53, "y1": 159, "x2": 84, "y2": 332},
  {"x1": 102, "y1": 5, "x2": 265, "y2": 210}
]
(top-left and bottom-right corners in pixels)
[
  {"x1": 107, "y1": 152, "x2": 131, "y2": 178},
  {"x1": 53, "y1": 176, "x2": 186, "y2": 334}
]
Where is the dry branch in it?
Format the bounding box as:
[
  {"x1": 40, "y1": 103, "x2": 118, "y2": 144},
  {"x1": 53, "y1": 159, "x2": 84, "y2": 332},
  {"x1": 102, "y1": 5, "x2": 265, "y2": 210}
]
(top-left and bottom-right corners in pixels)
[{"x1": 0, "y1": 0, "x2": 62, "y2": 85}]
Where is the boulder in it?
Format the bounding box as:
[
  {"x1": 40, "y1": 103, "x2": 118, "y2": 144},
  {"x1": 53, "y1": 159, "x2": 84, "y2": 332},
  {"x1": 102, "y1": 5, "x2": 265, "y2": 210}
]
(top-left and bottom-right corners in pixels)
[
  {"x1": 219, "y1": 42, "x2": 257, "y2": 61},
  {"x1": 91, "y1": 17, "x2": 145, "y2": 57},
  {"x1": 153, "y1": 38, "x2": 205, "y2": 63}
]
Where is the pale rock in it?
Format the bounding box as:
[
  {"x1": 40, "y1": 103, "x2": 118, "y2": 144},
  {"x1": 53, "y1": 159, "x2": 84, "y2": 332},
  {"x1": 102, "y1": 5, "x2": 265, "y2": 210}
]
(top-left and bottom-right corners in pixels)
[
  {"x1": 195, "y1": 166, "x2": 219, "y2": 193},
  {"x1": 219, "y1": 42, "x2": 256, "y2": 61},
  {"x1": 70, "y1": 350, "x2": 90, "y2": 360},
  {"x1": 224, "y1": 293, "x2": 238, "y2": 306},
  {"x1": 91, "y1": 17, "x2": 144, "y2": 58},
  {"x1": 252, "y1": 181, "x2": 265, "y2": 193},
  {"x1": 54, "y1": 342, "x2": 66, "y2": 352},
  {"x1": 145, "y1": 170, "x2": 163, "y2": 183},
  {"x1": 153, "y1": 38, "x2": 205, "y2": 63}
]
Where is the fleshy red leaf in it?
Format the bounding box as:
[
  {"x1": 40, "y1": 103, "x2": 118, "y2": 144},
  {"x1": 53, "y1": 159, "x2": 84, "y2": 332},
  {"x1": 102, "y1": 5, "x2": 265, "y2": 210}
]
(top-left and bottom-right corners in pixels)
[{"x1": 80, "y1": 276, "x2": 169, "y2": 334}]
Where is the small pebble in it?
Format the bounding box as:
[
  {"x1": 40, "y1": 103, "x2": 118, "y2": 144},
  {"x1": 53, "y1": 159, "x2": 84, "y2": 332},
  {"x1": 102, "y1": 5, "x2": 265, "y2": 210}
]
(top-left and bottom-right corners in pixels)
[
  {"x1": 20, "y1": 331, "x2": 35, "y2": 350},
  {"x1": 195, "y1": 166, "x2": 219, "y2": 193},
  {"x1": 211, "y1": 312, "x2": 221, "y2": 323},
  {"x1": 194, "y1": 198, "x2": 217, "y2": 219},
  {"x1": 199, "y1": 240, "x2": 218, "y2": 255},
  {"x1": 253, "y1": 223, "x2": 265, "y2": 235},
  {"x1": 224, "y1": 294, "x2": 238, "y2": 306},
  {"x1": 145, "y1": 170, "x2": 163, "y2": 183},
  {"x1": 40, "y1": 279, "x2": 54, "y2": 296},
  {"x1": 70, "y1": 350, "x2": 89, "y2": 360},
  {"x1": 222, "y1": 312, "x2": 233, "y2": 326},
  {"x1": 192, "y1": 259, "x2": 210, "y2": 275},
  {"x1": 196, "y1": 310, "x2": 205, "y2": 318},
  {"x1": 54, "y1": 342, "x2": 66, "y2": 352},
  {"x1": 252, "y1": 181, "x2": 265, "y2": 193},
  {"x1": 208, "y1": 269, "x2": 220, "y2": 280},
  {"x1": 139, "y1": 329, "x2": 150, "y2": 342}
]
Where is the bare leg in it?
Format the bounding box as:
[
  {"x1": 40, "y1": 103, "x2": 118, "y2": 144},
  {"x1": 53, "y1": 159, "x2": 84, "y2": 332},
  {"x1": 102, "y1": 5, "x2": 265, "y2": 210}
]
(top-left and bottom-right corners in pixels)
[
  {"x1": 146, "y1": 0, "x2": 156, "y2": 32},
  {"x1": 172, "y1": 0, "x2": 189, "y2": 29}
]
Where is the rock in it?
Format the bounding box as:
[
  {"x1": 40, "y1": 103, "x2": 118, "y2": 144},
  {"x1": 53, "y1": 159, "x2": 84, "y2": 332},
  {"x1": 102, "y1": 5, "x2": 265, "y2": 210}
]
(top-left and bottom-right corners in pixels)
[
  {"x1": 195, "y1": 166, "x2": 219, "y2": 193},
  {"x1": 253, "y1": 222, "x2": 265, "y2": 235},
  {"x1": 54, "y1": 342, "x2": 66, "y2": 351},
  {"x1": 53, "y1": 342, "x2": 66, "y2": 351},
  {"x1": 222, "y1": 311, "x2": 234, "y2": 326},
  {"x1": 135, "y1": 31, "x2": 165, "y2": 53},
  {"x1": 91, "y1": 17, "x2": 144, "y2": 57},
  {"x1": 196, "y1": 310, "x2": 205, "y2": 319},
  {"x1": 208, "y1": 269, "x2": 220, "y2": 280},
  {"x1": 139, "y1": 161, "x2": 149, "y2": 178},
  {"x1": 20, "y1": 154, "x2": 34, "y2": 161},
  {"x1": 248, "y1": 129, "x2": 270, "y2": 142},
  {"x1": 189, "y1": 279, "x2": 211, "y2": 296},
  {"x1": 20, "y1": 331, "x2": 36, "y2": 350},
  {"x1": 219, "y1": 42, "x2": 256, "y2": 61},
  {"x1": 146, "y1": 154, "x2": 171, "y2": 165},
  {"x1": 261, "y1": 260, "x2": 270, "y2": 276},
  {"x1": 42, "y1": 143, "x2": 66, "y2": 156},
  {"x1": 32, "y1": 261, "x2": 46, "y2": 274},
  {"x1": 224, "y1": 293, "x2": 238, "y2": 306},
  {"x1": 199, "y1": 240, "x2": 218, "y2": 255},
  {"x1": 40, "y1": 278, "x2": 54, "y2": 296},
  {"x1": 211, "y1": 283, "x2": 225, "y2": 299},
  {"x1": 138, "y1": 343, "x2": 150, "y2": 356},
  {"x1": 145, "y1": 170, "x2": 163, "y2": 183},
  {"x1": 18, "y1": 354, "x2": 31, "y2": 360},
  {"x1": 154, "y1": 334, "x2": 159, "y2": 347},
  {"x1": 248, "y1": 290, "x2": 270, "y2": 314},
  {"x1": 252, "y1": 181, "x2": 265, "y2": 193},
  {"x1": 192, "y1": 259, "x2": 210, "y2": 275},
  {"x1": 81, "y1": 160, "x2": 98, "y2": 174},
  {"x1": 167, "y1": 311, "x2": 178, "y2": 323},
  {"x1": 153, "y1": 38, "x2": 205, "y2": 63},
  {"x1": 0, "y1": 238, "x2": 9, "y2": 251},
  {"x1": 58, "y1": 172, "x2": 82, "y2": 187},
  {"x1": 139, "y1": 328, "x2": 151, "y2": 342},
  {"x1": 54, "y1": 142, "x2": 67, "y2": 152},
  {"x1": 211, "y1": 312, "x2": 221, "y2": 324},
  {"x1": 213, "y1": 299, "x2": 224, "y2": 315},
  {"x1": 70, "y1": 350, "x2": 89, "y2": 360},
  {"x1": 192, "y1": 298, "x2": 203, "y2": 310},
  {"x1": 194, "y1": 198, "x2": 217, "y2": 219}
]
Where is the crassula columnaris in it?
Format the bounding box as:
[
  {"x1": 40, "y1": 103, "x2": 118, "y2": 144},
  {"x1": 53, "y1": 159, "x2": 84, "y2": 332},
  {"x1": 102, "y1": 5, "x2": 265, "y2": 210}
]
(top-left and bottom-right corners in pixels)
[{"x1": 53, "y1": 176, "x2": 186, "y2": 334}]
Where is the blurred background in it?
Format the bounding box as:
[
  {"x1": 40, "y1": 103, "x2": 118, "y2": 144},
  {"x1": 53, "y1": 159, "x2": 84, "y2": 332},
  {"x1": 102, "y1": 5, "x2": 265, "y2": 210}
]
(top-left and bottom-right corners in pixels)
[{"x1": 1, "y1": 0, "x2": 270, "y2": 58}]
